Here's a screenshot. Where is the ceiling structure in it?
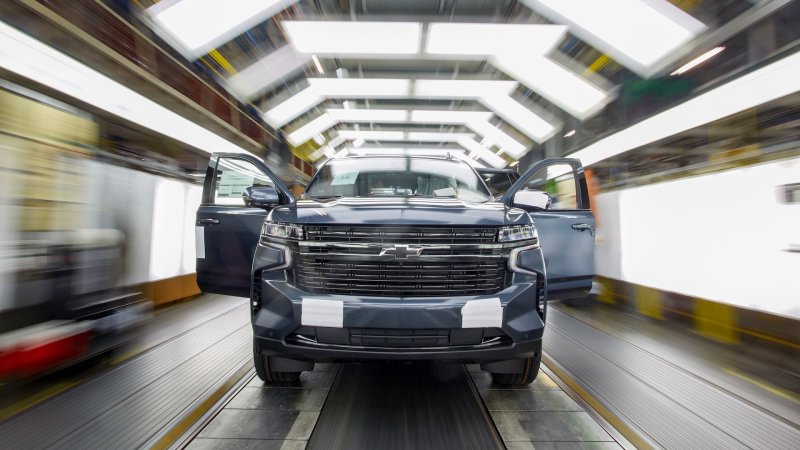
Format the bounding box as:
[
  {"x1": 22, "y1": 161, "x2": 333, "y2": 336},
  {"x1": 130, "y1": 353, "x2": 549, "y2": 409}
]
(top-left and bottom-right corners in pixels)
[{"x1": 136, "y1": 0, "x2": 766, "y2": 168}]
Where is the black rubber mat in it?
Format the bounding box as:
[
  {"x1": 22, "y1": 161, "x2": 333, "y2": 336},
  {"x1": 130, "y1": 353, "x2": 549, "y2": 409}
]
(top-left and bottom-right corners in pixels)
[{"x1": 306, "y1": 362, "x2": 504, "y2": 450}]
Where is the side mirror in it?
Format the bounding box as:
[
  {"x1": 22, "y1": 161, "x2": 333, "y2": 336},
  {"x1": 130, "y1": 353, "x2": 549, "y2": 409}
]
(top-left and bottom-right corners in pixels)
[
  {"x1": 513, "y1": 190, "x2": 552, "y2": 210},
  {"x1": 242, "y1": 186, "x2": 280, "y2": 209}
]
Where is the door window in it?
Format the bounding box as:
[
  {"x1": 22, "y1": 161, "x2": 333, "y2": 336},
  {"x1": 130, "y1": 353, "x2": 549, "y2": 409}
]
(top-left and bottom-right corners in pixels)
[
  {"x1": 523, "y1": 163, "x2": 578, "y2": 210},
  {"x1": 213, "y1": 157, "x2": 273, "y2": 205}
]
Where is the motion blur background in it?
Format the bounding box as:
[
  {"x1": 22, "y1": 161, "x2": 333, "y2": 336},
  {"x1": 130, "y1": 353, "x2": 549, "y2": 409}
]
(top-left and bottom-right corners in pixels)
[{"x1": 0, "y1": 0, "x2": 798, "y2": 448}]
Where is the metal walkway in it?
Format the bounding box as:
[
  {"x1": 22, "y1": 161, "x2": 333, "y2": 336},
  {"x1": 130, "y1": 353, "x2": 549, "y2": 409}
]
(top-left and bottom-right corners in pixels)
[
  {"x1": 545, "y1": 305, "x2": 800, "y2": 449},
  {"x1": 0, "y1": 295, "x2": 251, "y2": 450}
]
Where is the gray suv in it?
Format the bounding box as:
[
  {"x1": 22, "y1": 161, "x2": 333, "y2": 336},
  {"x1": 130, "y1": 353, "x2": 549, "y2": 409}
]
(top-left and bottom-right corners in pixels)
[{"x1": 196, "y1": 155, "x2": 594, "y2": 385}]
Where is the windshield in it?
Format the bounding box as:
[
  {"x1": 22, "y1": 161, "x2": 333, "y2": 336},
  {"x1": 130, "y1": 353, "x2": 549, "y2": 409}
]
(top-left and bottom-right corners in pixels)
[{"x1": 305, "y1": 157, "x2": 492, "y2": 202}]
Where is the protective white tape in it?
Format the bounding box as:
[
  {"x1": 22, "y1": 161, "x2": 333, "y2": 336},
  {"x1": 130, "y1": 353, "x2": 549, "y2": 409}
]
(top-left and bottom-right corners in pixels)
[
  {"x1": 194, "y1": 226, "x2": 205, "y2": 259},
  {"x1": 301, "y1": 298, "x2": 344, "y2": 328},
  {"x1": 461, "y1": 298, "x2": 503, "y2": 328}
]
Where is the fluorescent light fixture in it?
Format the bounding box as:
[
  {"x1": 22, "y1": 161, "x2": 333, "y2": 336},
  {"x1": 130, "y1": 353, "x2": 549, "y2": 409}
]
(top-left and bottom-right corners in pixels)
[
  {"x1": 0, "y1": 21, "x2": 251, "y2": 155},
  {"x1": 426, "y1": 24, "x2": 611, "y2": 119},
  {"x1": 337, "y1": 130, "x2": 405, "y2": 141},
  {"x1": 465, "y1": 120, "x2": 526, "y2": 157},
  {"x1": 426, "y1": 23, "x2": 566, "y2": 57},
  {"x1": 148, "y1": 0, "x2": 298, "y2": 58},
  {"x1": 457, "y1": 137, "x2": 506, "y2": 168},
  {"x1": 406, "y1": 132, "x2": 474, "y2": 142},
  {"x1": 481, "y1": 95, "x2": 558, "y2": 143},
  {"x1": 283, "y1": 21, "x2": 421, "y2": 55},
  {"x1": 311, "y1": 55, "x2": 324, "y2": 74},
  {"x1": 348, "y1": 147, "x2": 485, "y2": 168},
  {"x1": 334, "y1": 148, "x2": 350, "y2": 158},
  {"x1": 312, "y1": 133, "x2": 326, "y2": 145},
  {"x1": 322, "y1": 145, "x2": 337, "y2": 158},
  {"x1": 352, "y1": 138, "x2": 365, "y2": 148},
  {"x1": 287, "y1": 113, "x2": 337, "y2": 146},
  {"x1": 287, "y1": 107, "x2": 527, "y2": 157},
  {"x1": 264, "y1": 78, "x2": 411, "y2": 127},
  {"x1": 493, "y1": 55, "x2": 610, "y2": 119},
  {"x1": 671, "y1": 47, "x2": 725, "y2": 76},
  {"x1": 414, "y1": 79, "x2": 517, "y2": 98},
  {"x1": 564, "y1": 129, "x2": 576, "y2": 138},
  {"x1": 265, "y1": 78, "x2": 555, "y2": 142},
  {"x1": 570, "y1": 49, "x2": 800, "y2": 166},
  {"x1": 309, "y1": 78, "x2": 412, "y2": 97},
  {"x1": 226, "y1": 45, "x2": 311, "y2": 100},
  {"x1": 409, "y1": 110, "x2": 493, "y2": 123},
  {"x1": 336, "y1": 130, "x2": 473, "y2": 143},
  {"x1": 330, "y1": 108, "x2": 409, "y2": 123},
  {"x1": 522, "y1": 0, "x2": 706, "y2": 77}
]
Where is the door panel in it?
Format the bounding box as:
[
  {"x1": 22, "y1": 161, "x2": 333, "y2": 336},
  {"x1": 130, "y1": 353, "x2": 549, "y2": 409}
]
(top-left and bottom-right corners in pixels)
[
  {"x1": 196, "y1": 154, "x2": 293, "y2": 297},
  {"x1": 504, "y1": 159, "x2": 595, "y2": 298}
]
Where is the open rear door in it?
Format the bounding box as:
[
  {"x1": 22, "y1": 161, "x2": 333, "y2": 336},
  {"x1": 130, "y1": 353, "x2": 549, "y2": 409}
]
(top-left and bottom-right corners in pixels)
[
  {"x1": 196, "y1": 153, "x2": 294, "y2": 297},
  {"x1": 503, "y1": 158, "x2": 595, "y2": 299}
]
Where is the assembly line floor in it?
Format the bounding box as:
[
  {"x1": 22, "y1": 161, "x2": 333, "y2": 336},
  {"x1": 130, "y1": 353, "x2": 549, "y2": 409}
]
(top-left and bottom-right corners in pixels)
[
  {"x1": 187, "y1": 362, "x2": 621, "y2": 449},
  {"x1": 1, "y1": 294, "x2": 798, "y2": 449}
]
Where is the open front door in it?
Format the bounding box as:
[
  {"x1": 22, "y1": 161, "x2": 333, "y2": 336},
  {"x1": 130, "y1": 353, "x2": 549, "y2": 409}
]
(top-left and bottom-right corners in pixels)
[
  {"x1": 196, "y1": 153, "x2": 294, "y2": 297},
  {"x1": 503, "y1": 158, "x2": 595, "y2": 299}
]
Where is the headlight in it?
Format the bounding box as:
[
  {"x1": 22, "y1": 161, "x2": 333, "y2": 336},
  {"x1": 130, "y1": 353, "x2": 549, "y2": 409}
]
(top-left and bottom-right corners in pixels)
[
  {"x1": 262, "y1": 221, "x2": 304, "y2": 240},
  {"x1": 498, "y1": 224, "x2": 538, "y2": 243}
]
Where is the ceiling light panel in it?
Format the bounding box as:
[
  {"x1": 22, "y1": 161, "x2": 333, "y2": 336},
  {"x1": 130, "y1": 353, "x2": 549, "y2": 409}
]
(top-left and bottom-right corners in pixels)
[
  {"x1": 457, "y1": 137, "x2": 507, "y2": 168},
  {"x1": 426, "y1": 23, "x2": 566, "y2": 57},
  {"x1": 414, "y1": 80, "x2": 517, "y2": 98},
  {"x1": 309, "y1": 78, "x2": 412, "y2": 97},
  {"x1": 409, "y1": 110, "x2": 493, "y2": 123},
  {"x1": 493, "y1": 55, "x2": 610, "y2": 119},
  {"x1": 147, "y1": 0, "x2": 299, "y2": 58},
  {"x1": 522, "y1": 0, "x2": 706, "y2": 77},
  {"x1": 265, "y1": 78, "x2": 555, "y2": 143},
  {"x1": 569, "y1": 49, "x2": 800, "y2": 166},
  {"x1": 264, "y1": 79, "x2": 411, "y2": 127},
  {"x1": 0, "y1": 21, "x2": 250, "y2": 155},
  {"x1": 480, "y1": 95, "x2": 558, "y2": 143},
  {"x1": 226, "y1": 45, "x2": 311, "y2": 101},
  {"x1": 337, "y1": 130, "x2": 405, "y2": 141},
  {"x1": 329, "y1": 108, "x2": 409, "y2": 123},
  {"x1": 283, "y1": 21, "x2": 422, "y2": 55}
]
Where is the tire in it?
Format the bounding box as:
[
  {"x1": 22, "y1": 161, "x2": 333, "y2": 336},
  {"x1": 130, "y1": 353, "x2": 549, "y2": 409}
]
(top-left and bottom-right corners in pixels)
[
  {"x1": 253, "y1": 340, "x2": 301, "y2": 383},
  {"x1": 490, "y1": 341, "x2": 542, "y2": 386}
]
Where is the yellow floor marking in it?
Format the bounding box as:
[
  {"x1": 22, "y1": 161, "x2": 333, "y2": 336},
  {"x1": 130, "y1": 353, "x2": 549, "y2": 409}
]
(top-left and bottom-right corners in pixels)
[
  {"x1": 0, "y1": 380, "x2": 79, "y2": 420},
  {"x1": 109, "y1": 346, "x2": 147, "y2": 366},
  {"x1": 723, "y1": 368, "x2": 800, "y2": 406},
  {"x1": 542, "y1": 355, "x2": 654, "y2": 450}
]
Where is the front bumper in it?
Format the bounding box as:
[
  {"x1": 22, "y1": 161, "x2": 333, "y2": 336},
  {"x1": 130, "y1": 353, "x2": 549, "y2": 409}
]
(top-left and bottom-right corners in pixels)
[{"x1": 251, "y1": 242, "x2": 547, "y2": 363}]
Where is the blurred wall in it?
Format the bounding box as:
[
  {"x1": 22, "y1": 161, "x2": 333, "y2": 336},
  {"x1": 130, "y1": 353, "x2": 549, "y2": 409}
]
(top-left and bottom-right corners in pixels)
[{"x1": 594, "y1": 155, "x2": 800, "y2": 319}]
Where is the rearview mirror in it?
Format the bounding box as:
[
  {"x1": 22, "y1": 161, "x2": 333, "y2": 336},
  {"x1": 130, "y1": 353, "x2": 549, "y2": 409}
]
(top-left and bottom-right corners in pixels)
[
  {"x1": 514, "y1": 190, "x2": 552, "y2": 210},
  {"x1": 243, "y1": 186, "x2": 280, "y2": 209}
]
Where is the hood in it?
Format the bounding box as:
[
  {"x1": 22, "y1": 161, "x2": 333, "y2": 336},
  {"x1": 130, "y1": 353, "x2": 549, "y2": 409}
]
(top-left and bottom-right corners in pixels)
[{"x1": 268, "y1": 197, "x2": 529, "y2": 227}]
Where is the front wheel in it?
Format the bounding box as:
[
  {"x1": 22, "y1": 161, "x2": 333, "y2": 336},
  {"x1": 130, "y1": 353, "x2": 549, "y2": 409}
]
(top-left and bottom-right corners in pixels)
[
  {"x1": 253, "y1": 340, "x2": 300, "y2": 383},
  {"x1": 490, "y1": 341, "x2": 542, "y2": 385}
]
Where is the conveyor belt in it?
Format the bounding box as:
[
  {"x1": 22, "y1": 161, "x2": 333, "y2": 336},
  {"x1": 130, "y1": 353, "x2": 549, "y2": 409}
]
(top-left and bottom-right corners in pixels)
[
  {"x1": 545, "y1": 306, "x2": 800, "y2": 449},
  {"x1": 0, "y1": 295, "x2": 251, "y2": 450},
  {"x1": 306, "y1": 363, "x2": 504, "y2": 450}
]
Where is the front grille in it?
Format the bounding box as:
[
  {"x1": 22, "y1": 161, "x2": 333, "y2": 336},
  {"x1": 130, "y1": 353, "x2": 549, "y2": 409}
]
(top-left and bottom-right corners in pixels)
[
  {"x1": 291, "y1": 226, "x2": 512, "y2": 297},
  {"x1": 290, "y1": 256, "x2": 511, "y2": 297},
  {"x1": 305, "y1": 225, "x2": 497, "y2": 244}
]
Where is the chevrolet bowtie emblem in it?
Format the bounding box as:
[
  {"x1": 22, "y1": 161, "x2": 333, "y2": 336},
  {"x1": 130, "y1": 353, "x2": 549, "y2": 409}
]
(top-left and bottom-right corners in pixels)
[{"x1": 379, "y1": 245, "x2": 423, "y2": 259}]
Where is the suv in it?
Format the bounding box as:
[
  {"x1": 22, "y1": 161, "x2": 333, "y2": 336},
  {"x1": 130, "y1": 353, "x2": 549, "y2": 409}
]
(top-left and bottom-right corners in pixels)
[{"x1": 196, "y1": 155, "x2": 594, "y2": 385}]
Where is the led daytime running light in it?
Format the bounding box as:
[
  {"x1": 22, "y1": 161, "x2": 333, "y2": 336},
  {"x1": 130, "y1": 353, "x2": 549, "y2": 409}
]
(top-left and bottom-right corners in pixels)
[
  {"x1": 498, "y1": 225, "x2": 538, "y2": 243},
  {"x1": 262, "y1": 222, "x2": 305, "y2": 240}
]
